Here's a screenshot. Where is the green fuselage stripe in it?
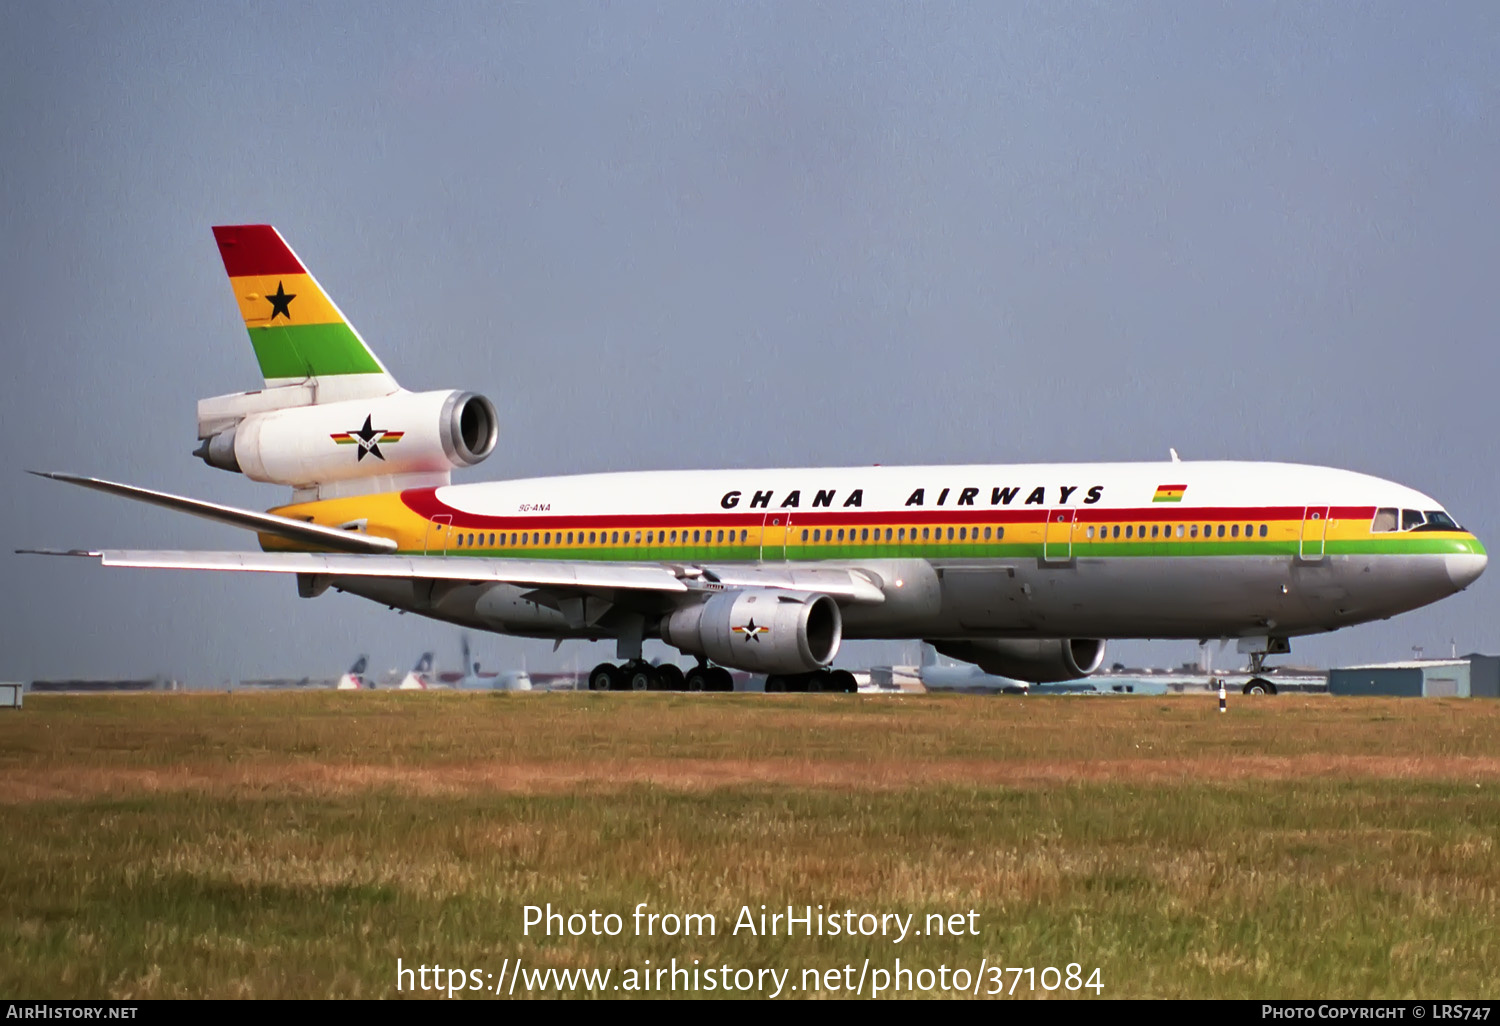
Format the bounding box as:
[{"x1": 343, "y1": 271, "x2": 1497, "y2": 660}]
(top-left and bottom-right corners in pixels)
[
  {"x1": 247, "y1": 323, "x2": 382, "y2": 379},
  {"x1": 400, "y1": 535, "x2": 1483, "y2": 561}
]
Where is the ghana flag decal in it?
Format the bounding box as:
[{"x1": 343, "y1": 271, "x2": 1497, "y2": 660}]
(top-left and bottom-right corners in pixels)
[
  {"x1": 212, "y1": 225, "x2": 387, "y2": 382},
  {"x1": 1153, "y1": 484, "x2": 1187, "y2": 503}
]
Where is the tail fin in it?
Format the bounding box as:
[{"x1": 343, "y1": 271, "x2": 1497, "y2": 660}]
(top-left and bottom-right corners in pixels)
[
  {"x1": 211, "y1": 225, "x2": 396, "y2": 389},
  {"x1": 349, "y1": 656, "x2": 368, "y2": 676},
  {"x1": 413, "y1": 652, "x2": 433, "y2": 673}
]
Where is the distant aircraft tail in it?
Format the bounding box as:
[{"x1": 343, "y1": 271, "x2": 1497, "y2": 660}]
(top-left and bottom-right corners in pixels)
[
  {"x1": 349, "y1": 655, "x2": 368, "y2": 676},
  {"x1": 413, "y1": 652, "x2": 433, "y2": 673},
  {"x1": 336, "y1": 653, "x2": 368, "y2": 690},
  {"x1": 211, "y1": 225, "x2": 397, "y2": 392}
]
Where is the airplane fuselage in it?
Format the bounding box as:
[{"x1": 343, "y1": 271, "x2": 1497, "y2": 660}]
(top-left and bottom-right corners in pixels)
[{"x1": 270, "y1": 460, "x2": 1485, "y2": 646}]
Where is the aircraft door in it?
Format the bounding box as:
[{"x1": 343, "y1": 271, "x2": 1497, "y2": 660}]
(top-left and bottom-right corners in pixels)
[
  {"x1": 424, "y1": 514, "x2": 452, "y2": 555},
  {"x1": 1300, "y1": 506, "x2": 1329, "y2": 560},
  {"x1": 1042, "y1": 508, "x2": 1076, "y2": 562},
  {"x1": 760, "y1": 511, "x2": 788, "y2": 562}
]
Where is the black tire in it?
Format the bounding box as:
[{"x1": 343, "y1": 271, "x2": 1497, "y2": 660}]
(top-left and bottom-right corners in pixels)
[
  {"x1": 588, "y1": 663, "x2": 620, "y2": 692},
  {"x1": 765, "y1": 675, "x2": 785, "y2": 693},
  {"x1": 685, "y1": 667, "x2": 710, "y2": 692},
  {"x1": 807, "y1": 671, "x2": 831, "y2": 693},
  {"x1": 628, "y1": 665, "x2": 658, "y2": 691},
  {"x1": 829, "y1": 669, "x2": 857, "y2": 694},
  {"x1": 1242, "y1": 677, "x2": 1278, "y2": 695},
  {"x1": 658, "y1": 664, "x2": 685, "y2": 691},
  {"x1": 709, "y1": 667, "x2": 734, "y2": 692}
]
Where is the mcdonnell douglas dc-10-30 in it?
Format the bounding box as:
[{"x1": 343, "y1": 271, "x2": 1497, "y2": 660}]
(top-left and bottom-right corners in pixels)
[{"x1": 23, "y1": 226, "x2": 1487, "y2": 693}]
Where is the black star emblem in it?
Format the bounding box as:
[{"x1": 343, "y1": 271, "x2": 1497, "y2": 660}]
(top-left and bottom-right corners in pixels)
[
  {"x1": 352, "y1": 415, "x2": 385, "y2": 462},
  {"x1": 267, "y1": 281, "x2": 296, "y2": 320},
  {"x1": 740, "y1": 618, "x2": 763, "y2": 642}
]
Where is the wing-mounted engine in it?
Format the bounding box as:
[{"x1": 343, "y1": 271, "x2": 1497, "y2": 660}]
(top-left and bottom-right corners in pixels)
[
  {"x1": 930, "y1": 638, "x2": 1106, "y2": 684},
  {"x1": 662, "y1": 589, "x2": 842, "y2": 674},
  {"x1": 195, "y1": 388, "x2": 497, "y2": 497}
]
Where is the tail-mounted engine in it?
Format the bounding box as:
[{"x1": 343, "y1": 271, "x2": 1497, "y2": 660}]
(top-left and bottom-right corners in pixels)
[
  {"x1": 195, "y1": 388, "x2": 497, "y2": 491},
  {"x1": 662, "y1": 589, "x2": 842, "y2": 675}
]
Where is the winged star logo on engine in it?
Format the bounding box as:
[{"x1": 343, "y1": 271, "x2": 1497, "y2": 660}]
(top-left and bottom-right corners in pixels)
[
  {"x1": 329, "y1": 415, "x2": 406, "y2": 462},
  {"x1": 733, "y1": 619, "x2": 768, "y2": 642}
]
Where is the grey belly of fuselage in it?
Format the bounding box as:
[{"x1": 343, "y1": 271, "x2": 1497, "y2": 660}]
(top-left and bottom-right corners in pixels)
[{"x1": 328, "y1": 552, "x2": 1453, "y2": 643}]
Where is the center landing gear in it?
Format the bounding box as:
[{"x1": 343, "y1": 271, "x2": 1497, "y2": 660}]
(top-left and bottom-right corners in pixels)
[
  {"x1": 685, "y1": 665, "x2": 734, "y2": 692},
  {"x1": 764, "y1": 669, "x2": 858, "y2": 694}
]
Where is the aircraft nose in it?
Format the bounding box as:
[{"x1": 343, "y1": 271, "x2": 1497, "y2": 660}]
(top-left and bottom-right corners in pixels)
[{"x1": 1446, "y1": 551, "x2": 1487, "y2": 591}]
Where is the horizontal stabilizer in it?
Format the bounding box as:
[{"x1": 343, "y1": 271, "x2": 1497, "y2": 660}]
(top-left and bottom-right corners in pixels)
[{"x1": 28, "y1": 471, "x2": 397, "y2": 554}]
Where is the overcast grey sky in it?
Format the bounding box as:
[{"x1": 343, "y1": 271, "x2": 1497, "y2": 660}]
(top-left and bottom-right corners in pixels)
[{"x1": 3, "y1": 2, "x2": 1497, "y2": 684}]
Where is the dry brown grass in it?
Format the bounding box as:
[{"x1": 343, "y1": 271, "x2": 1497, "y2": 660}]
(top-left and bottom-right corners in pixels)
[{"x1": 2, "y1": 692, "x2": 1498, "y2": 998}]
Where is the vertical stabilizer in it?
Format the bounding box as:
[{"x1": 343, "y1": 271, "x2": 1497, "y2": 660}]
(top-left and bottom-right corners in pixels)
[{"x1": 211, "y1": 225, "x2": 398, "y2": 399}]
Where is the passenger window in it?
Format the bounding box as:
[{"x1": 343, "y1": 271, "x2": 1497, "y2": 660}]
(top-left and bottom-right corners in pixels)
[
  {"x1": 947, "y1": 527, "x2": 954, "y2": 540},
  {"x1": 566, "y1": 532, "x2": 573, "y2": 545},
  {"x1": 1373, "y1": 508, "x2": 1398, "y2": 533},
  {"x1": 1231, "y1": 524, "x2": 1239, "y2": 538},
  {"x1": 1086, "y1": 526, "x2": 1094, "y2": 539},
  {"x1": 898, "y1": 528, "x2": 905, "y2": 541},
  {"x1": 667, "y1": 530, "x2": 675, "y2": 543},
  {"x1": 1151, "y1": 525, "x2": 1159, "y2": 539},
  {"x1": 1190, "y1": 524, "x2": 1198, "y2": 539},
  {"x1": 1112, "y1": 525, "x2": 1120, "y2": 539},
  {"x1": 1175, "y1": 524, "x2": 1184, "y2": 538},
  {"x1": 922, "y1": 528, "x2": 929, "y2": 540},
  {"x1": 692, "y1": 530, "x2": 699, "y2": 543},
  {"x1": 862, "y1": 528, "x2": 869, "y2": 541},
  {"x1": 740, "y1": 530, "x2": 748, "y2": 542},
  {"x1": 456, "y1": 534, "x2": 464, "y2": 548},
  {"x1": 717, "y1": 530, "x2": 724, "y2": 543},
  {"x1": 1216, "y1": 524, "x2": 1225, "y2": 538},
  {"x1": 885, "y1": 528, "x2": 893, "y2": 541},
  {"x1": 984, "y1": 526, "x2": 992, "y2": 540},
  {"x1": 1402, "y1": 509, "x2": 1425, "y2": 531},
  {"x1": 1259, "y1": 524, "x2": 1267, "y2": 538},
  {"x1": 1125, "y1": 525, "x2": 1133, "y2": 539},
  {"x1": 646, "y1": 531, "x2": 654, "y2": 544},
  {"x1": 996, "y1": 526, "x2": 1005, "y2": 540},
  {"x1": 544, "y1": 532, "x2": 551, "y2": 545}
]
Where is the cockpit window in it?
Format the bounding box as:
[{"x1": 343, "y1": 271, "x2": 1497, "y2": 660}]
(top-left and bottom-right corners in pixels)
[
  {"x1": 1372, "y1": 508, "x2": 1398, "y2": 533},
  {"x1": 1413, "y1": 510, "x2": 1462, "y2": 532},
  {"x1": 1401, "y1": 509, "x2": 1425, "y2": 531}
]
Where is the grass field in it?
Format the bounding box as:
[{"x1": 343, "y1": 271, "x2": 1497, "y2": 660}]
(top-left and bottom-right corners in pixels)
[{"x1": 2, "y1": 691, "x2": 1498, "y2": 999}]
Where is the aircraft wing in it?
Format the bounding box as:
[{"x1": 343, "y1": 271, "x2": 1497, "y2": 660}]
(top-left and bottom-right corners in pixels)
[{"x1": 22, "y1": 549, "x2": 887, "y2": 604}]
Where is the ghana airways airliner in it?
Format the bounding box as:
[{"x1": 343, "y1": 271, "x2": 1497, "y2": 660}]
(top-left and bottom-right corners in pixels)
[{"x1": 25, "y1": 226, "x2": 1487, "y2": 693}]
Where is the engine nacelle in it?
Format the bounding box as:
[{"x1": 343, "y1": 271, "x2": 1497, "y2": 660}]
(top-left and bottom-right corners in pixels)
[
  {"x1": 662, "y1": 589, "x2": 842, "y2": 675},
  {"x1": 930, "y1": 638, "x2": 1106, "y2": 684},
  {"x1": 196, "y1": 389, "x2": 497, "y2": 488}
]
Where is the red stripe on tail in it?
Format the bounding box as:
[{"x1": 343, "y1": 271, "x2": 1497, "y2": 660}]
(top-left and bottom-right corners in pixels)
[{"x1": 212, "y1": 224, "x2": 305, "y2": 277}]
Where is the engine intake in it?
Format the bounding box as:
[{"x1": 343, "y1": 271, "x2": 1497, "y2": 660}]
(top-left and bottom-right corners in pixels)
[
  {"x1": 196, "y1": 389, "x2": 497, "y2": 487},
  {"x1": 662, "y1": 590, "x2": 842, "y2": 675},
  {"x1": 930, "y1": 638, "x2": 1106, "y2": 684}
]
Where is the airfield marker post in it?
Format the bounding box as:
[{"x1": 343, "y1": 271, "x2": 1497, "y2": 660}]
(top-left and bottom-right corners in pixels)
[{"x1": 1218, "y1": 680, "x2": 1227, "y2": 713}]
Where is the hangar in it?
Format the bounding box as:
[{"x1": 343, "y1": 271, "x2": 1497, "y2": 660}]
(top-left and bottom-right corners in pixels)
[{"x1": 1327, "y1": 655, "x2": 1500, "y2": 697}]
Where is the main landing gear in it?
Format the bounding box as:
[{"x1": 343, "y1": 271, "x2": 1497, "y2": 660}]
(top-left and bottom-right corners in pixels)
[
  {"x1": 764, "y1": 670, "x2": 858, "y2": 694},
  {"x1": 587, "y1": 661, "x2": 733, "y2": 692}
]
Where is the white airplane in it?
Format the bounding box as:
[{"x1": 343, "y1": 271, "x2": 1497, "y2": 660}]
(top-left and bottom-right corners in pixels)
[
  {"x1": 452, "y1": 635, "x2": 531, "y2": 691},
  {"x1": 397, "y1": 652, "x2": 434, "y2": 690},
  {"x1": 23, "y1": 226, "x2": 1487, "y2": 694},
  {"x1": 335, "y1": 655, "x2": 368, "y2": 690}
]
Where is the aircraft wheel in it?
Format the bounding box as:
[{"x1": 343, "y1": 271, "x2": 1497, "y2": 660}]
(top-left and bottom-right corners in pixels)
[
  {"x1": 709, "y1": 667, "x2": 734, "y2": 692},
  {"x1": 628, "y1": 664, "x2": 659, "y2": 691},
  {"x1": 1242, "y1": 677, "x2": 1277, "y2": 695},
  {"x1": 829, "y1": 669, "x2": 858, "y2": 694},
  {"x1": 685, "y1": 666, "x2": 710, "y2": 692},
  {"x1": 807, "y1": 671, "x2": 830, "y2": 693},
  {"x1": 588, "y1": 663, "x2": 620, "y2": 692},
  {"x1": 765, "y1": 675, "x2": 785, "y2": 693},
  {"x1": 657, "y1": 664, "x2": 685, "y2": 691}
]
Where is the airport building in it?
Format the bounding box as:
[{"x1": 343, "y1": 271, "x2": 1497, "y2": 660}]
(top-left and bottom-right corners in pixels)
[{"x1": 1327, "y1": 655, "x2": 1500, "y2": 697}]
